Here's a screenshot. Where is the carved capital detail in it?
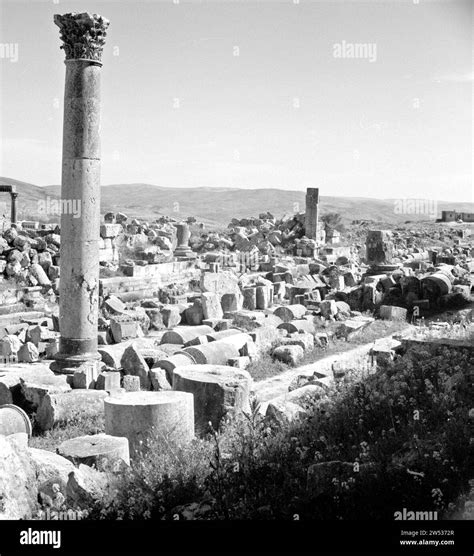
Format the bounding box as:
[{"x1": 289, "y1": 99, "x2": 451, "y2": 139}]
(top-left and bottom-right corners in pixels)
[{"x1": 54, "y1": 12, "x2": 109, "y2": 62}]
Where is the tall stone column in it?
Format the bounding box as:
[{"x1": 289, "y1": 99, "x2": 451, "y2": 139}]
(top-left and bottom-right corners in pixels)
[
  {"x1": 10, "y1": 191, "x2": 17, "y2": 225},
  {"x1": 53, "y1": 13, "x2": 110, "y2": 372},
  {"x1": 305, "y1": 187, "x2": 319, "y2": 240}
]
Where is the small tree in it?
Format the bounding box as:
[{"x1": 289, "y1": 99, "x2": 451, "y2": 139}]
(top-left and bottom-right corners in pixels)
[{"x1": 321, "y1": 212, "x2": 345, "y2": 234}]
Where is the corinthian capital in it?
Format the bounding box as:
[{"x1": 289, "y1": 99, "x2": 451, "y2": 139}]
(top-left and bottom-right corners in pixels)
[{"x1": 54, "y1": 12, "x2": 110, "y2": 62}]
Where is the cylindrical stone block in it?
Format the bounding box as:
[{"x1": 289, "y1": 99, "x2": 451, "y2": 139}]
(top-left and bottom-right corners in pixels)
[
  {"x1": 104, "y1": 391, "x2": 194, "y2": 456},
  {"x1": 273, "y1": 304, "x2": 307, "y2": 323},
  {"x1": 160, "y1": 325, "x2": 214, "y2": 345},
  {"x1": 182, "y1": 340, "x2": 240, "y2": 366},
  {"x1": 57, "y1": 433, "x2": 130, "y2": 469},
  {"x1": 172, "y1": 365, "x2": 252, "y2": 434}
]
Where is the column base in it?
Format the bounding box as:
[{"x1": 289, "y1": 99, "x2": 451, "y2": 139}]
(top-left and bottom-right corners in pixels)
[{"x1": 51, "y1": 337, "x2": 101, "y2": 375}]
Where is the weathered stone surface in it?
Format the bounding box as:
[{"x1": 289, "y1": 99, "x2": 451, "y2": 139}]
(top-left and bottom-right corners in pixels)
[
  {"x1": 149, "y1": 367, "x2": 172, "y2": 391},
  {"x1": 183, "y1": 340, "x2": 241, "y2": 366},
  {"x1": 1, "y1": 334, "x2": 22, "y2": 357},
  {"x1": 201, "y1": 292, "x2": 224, "y2": 320},
  {"x1": 200, "y1": 271, "x2": 240, "y2": 297},
  {"x1": 29, "y1": 447, "x2": 75, "y2": 501},
  {"x1": 161, "y1": 325, "x2": 214, "y2": 346},
  {"x1": 320, "y1": 299, "x2": 338, "y2": 318},
  {"x1": 282, "y1": 332, "x2": 315, "y2": 351},
  {"x1": 20, "y1": 373, "x2": 71, "y2": 410},
  {"x1": 272, "y1": 345, "x2": 304, "y2": 366},
  {"x1": 121, "y1": 343, "x2": 151, "y2": 390},
  {"x1": 36, "y1": 390, "x2": 109, "y2": 432},
  {"x1": 17, "y1": 342, "x2": 39, "y2": 363},
  {"x1": 153, "y1": 352, "x2": 196, "y2": 384},
  {"x1": 277, "y1": 319, "x2": 315, "y2": 335},
  {"x1": 66, "y1": 463, "x2": 111, "y2": 510},
  {"x1": 379, "y1": 305, "x2": 407, "y2": 321},
  {"x1": 265, "y1": 399, "x2": 307, "y2": 426},
  {"x1": 58, "y1": 433, "x2": 130, "y2": 469},
  {"x1": 29, "y1": 263, "x2": 51, "y2": 286},
  {"x1": 220, "y1": 292, "x2": 243, "y2": 313},
  {"x1": 95, "y1": 370, "x2": 121, "y2": 391},
  {"x1": 172, "y1": 364, "x2": 252, "y2": 433},
  {"x1": 104, "y1": 295, "x2": 126, "y2": 315},
  {"x1": 273, "y1": 304, "x2": 306, "y2": 322},
  {"x1": 104, "y1": 391, "x2": 194, "y2": 456},
  {"x1": 242, "y1": 287, "x2": 257, "y2": 310},
  {"x1": 0, "y1": 435, "x2": 38, "y2": 519},
  {"x1": 110, "y1": 319, "x2": 144, "y2": 343},
  {"x1": 161, "y1": 305, "x2": 182, "y2": 328},
  {"x1": 123, "y1": 375, "x2": 141, "y2": 392}
]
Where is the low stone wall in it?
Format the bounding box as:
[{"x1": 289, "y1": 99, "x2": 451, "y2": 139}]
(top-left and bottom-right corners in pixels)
[{"x1": 100, "y1": 261, "x2": 200, "y2": 298}]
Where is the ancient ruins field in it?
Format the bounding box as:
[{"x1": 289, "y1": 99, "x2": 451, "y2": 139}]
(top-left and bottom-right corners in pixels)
[{"x1": 0, "y1": 6, "x2": 472, "y2": 553}]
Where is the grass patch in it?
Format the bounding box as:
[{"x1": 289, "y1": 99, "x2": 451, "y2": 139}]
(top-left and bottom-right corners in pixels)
[{"x1": 29, "y1": 413, "x2": 105, "y2": 453}]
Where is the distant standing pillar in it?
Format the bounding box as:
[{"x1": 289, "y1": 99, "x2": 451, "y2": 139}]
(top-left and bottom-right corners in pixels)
[
  {"x1": 53, "y1": 12, "x2": 110, "y2": 371},
  {"x1": 10, "y1": 191, "x2": 17, "y2": 225},
  {"x1": 305, "y1": 187, "x2": 319, "y2": 240}
]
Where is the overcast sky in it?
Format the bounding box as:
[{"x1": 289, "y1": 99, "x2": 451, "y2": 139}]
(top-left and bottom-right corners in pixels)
[{"x1": 0, "y1": 0, "x2": 472, "y2": 201}]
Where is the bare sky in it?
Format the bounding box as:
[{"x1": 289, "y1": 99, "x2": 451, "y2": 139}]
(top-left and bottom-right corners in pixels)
[{"x1": 0, "y1": 0, "x2": 472, "y2": 201}]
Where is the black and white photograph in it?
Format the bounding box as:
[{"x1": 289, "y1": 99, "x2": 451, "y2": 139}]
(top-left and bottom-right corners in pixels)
[{"x1": 0, "y1": 0, "x2": 472, "y2": 553}]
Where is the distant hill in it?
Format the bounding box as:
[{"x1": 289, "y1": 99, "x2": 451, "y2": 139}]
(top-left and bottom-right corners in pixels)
[
  {"x1": 2, "y1": 177, "x2": 472, "y2": 227},
  {"x1": 0, "y1": 177, "x2": 59, "y2": 222}
]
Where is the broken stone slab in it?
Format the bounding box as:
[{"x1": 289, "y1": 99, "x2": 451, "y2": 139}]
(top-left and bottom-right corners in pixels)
[
  {"x1": 172, "y1": 364, "x2": 252, "y2": 433},
  {"x1": 95, "y1": 371, "x2": 121, "y2": 392},
  {"x1": 160, "y1": 325, "x2": 214, "y2": 345},
  {"x1": 379, "y1": 305, "x2": 407, "y2": 321},
  {"x1": 182, "y1": 340, "x2": 241, "y2": 366},
  {"x1": 227, "y1": 356, "x2": 251, "y2": 369},
  {"x1": 66, "y1": 463, "x2": 111, "y2": 510},
  {"x1": 1, "y1": 334, "x2": 22, "y2": 357},
  {"x1": 281, "y1": 332, "x2": 315, "y2": 351},
  {"x1": 36, "y1": 390, "x2": 109, "y2": 432},
  {"x1": 149, "y1": 368, "x2": 172, "y2": 391},
  {"x1": 202, "y1": 318, "x2": 233, "y2": 330},
  {"x1": 249, "y1": 325, "x2": 282, "y2": 349},
  {"x1": 255, "y1": 284, "x2": 273, "y2": 310},
  {"x1": 220, "y1": 292, "x2": 244, "y2": 313},
  {"x1": 320, "y1": 299, "x2": 338, "y2": 318},
  {"x1": 161, "y1": 305, "x2": 182, "y2": 329},
  {"x1": 109, "y1": 319, "x2": 144, "y2": 343},
  {"x1": 17, "y1": 342, "x2": 39, "y2": 363},
  {"x1": 72, "y1": 361, "x2": 102, "y2": 390},
  {"x1": 104, "y1": 391, "x2": 194, "y2": 456},
  {"x1": 242, "y1": 287, "x2": 257, "y2": 310},
  {"x1": 29, "y1": 447, "x2": 75, "y2": 502},
  {"x1": 201, "y1": 292, "x2": 224, "y2": 320},
  {"x1": 272, "y1": 345, "x2": 304, "y2": 366},
  {"x1": 200, "y1": 271, "x2": 240, "y2": 297},
  {"x1": 265, "y1": 399, "x2": 307, "y2": 427},
  {"x1": 0, "y1": 434, "x2": 38, "y2": 519},
  {"x1": 121, "y1": 343, "x2": 151, "y2": 390},
  {"x1": 277, "y1": 319, "x2": 315, "y2": 335},
  {"x1": 123, "y1": 375, "x2": 141, "y2": 392},
  {"x1": 273, "y1": 304, "x2": 307, "y2": 322},
  {"x1": 58, "y1": 433, "x2": 130, "y2": 469},
  {"x1": 184, "y1": 299, "x2": 204, "y2": 325},
  {"x1": 153, "y1": 352, "x2": 196, "y2": 384},
  {"x1": 20, "y1": 373, "x2": 71, "y2": 410},
  {"x1": 0, "y1": 403, "x2": 32, "y2": 437},
  {"x1": 336, "y1": 316, "x2": 374, "y2": 339},
  {"x1": 29, "y1": 263, "x2": 51, "y2": 286},
  {"x1": 103, "y1": 295, "x2": 126, "y2": 315}
]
